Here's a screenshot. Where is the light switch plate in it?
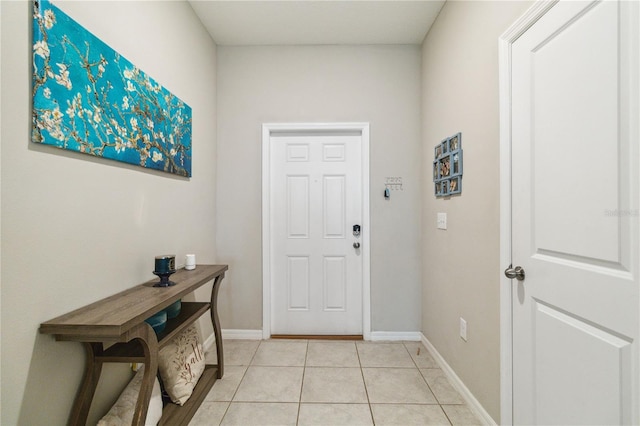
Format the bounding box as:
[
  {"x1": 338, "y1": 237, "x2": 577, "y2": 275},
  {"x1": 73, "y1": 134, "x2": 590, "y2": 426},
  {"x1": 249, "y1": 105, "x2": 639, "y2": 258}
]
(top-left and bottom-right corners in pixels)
[
  {"x1": 437, "y1": 212, "x2": 447, "y2": 230},
  {"x1": 460, "y1": 317, "x2": 467, "y2": 341}
]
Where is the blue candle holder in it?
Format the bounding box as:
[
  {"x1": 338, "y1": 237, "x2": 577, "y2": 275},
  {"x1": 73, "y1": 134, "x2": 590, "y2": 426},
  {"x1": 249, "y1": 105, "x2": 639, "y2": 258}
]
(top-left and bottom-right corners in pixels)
[{"x1": 153, "y1": 255, "x2": 176, "y2": 287}]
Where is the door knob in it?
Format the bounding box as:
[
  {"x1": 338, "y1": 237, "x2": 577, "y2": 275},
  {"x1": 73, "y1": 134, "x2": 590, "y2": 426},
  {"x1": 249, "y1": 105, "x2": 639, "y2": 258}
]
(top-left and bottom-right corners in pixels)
[
  {"x1": 504, "y1": 265, "x2": 525, "y2": 281},
  {"x1": 353, "y1": 242, "x2": 361, "y2": 249}
]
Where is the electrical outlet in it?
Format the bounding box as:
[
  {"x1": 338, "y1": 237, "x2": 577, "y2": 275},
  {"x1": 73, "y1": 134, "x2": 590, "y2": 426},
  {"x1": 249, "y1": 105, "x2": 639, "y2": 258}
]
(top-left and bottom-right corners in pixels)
[
  {"x1": 460, "y1": 317, "x2": 467, "y2": 341},
  {"x1": 437, "y1": 212, "x2": 447, "y2": 230}
]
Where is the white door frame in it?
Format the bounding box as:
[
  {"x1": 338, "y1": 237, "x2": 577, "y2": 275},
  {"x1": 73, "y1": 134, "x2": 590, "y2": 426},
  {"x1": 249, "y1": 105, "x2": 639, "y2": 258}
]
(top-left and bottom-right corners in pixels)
[
  {"x1": 262, "y1": 122, "x2": 371, "y2": 340},
  {"x1": 498, "y1": 2, "x2": 558, "y2": 424}
]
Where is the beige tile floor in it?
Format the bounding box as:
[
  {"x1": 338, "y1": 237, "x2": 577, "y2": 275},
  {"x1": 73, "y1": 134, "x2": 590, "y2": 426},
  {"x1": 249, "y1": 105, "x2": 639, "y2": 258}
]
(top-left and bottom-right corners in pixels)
[{"x1": 190, "y1": 340, "x2": 482, "y2": 426}]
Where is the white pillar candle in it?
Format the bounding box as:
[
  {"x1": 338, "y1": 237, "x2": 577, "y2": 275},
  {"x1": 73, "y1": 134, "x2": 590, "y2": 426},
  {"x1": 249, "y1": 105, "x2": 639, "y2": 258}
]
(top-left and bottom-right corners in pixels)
[{"x1": 185, "y1": 254, "x2": 196, "y2": 270}]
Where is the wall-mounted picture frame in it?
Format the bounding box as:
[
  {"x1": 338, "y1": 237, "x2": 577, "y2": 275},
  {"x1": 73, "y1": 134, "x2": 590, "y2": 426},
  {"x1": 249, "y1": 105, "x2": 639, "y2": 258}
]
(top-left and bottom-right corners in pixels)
[
  {"x1": 452, "y1": 152, "x2": 461, "y2": 175},
  {"x1": 439, "y1": 156, "x2": 450, "y2": 177},
  {"x1": 448, "y1": 176, "x2": 461, "y2": 195},
  {"x1": 433, "y1": 132, "x2": 462, "y2": 198},
  {"x1": 449, "y1": 133, "x2": 460, "y2": 151}
]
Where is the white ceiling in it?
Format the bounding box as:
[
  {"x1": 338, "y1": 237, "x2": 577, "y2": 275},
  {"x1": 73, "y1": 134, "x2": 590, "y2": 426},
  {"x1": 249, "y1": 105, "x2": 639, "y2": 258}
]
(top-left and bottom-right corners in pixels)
[{"x1": 188, "y1": 1, "x2": 446, "y2": 46}]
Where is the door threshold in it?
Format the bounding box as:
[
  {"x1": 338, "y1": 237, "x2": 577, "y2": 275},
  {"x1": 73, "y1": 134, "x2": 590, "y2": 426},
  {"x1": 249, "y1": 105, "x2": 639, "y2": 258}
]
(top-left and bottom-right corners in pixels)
[{"x1": 270, "y1": 334, "x2": 363, "y2": 341}]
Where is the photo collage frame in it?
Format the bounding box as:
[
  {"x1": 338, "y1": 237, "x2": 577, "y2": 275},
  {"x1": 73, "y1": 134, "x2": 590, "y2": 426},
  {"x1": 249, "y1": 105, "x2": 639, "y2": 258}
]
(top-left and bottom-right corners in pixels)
[{"x1": 433, "y1": 132, "x2": 462, "y2": 197}]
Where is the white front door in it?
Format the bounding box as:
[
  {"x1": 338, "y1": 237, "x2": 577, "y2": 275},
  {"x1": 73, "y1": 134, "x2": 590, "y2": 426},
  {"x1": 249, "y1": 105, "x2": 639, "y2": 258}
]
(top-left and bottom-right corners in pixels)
[
  {"x1": 269, "y1": 130, "x2": 364, "y2": 335},
  {"x1": 510, "y1": 1, "x2": 639, "y2": 424}
]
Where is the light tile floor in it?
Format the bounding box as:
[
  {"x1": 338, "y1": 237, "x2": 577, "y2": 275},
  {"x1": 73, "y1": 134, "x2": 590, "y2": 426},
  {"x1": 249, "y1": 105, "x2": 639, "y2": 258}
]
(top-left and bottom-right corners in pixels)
[{"x1": 190, "y1": 340, "x2": 482, "y2": 426}]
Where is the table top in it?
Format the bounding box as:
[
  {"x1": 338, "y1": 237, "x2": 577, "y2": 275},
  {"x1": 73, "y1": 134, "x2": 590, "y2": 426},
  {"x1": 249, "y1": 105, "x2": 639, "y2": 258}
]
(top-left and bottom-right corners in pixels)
[{"x1": 39, "y1": 264, "x2": 228, "y2": 339}]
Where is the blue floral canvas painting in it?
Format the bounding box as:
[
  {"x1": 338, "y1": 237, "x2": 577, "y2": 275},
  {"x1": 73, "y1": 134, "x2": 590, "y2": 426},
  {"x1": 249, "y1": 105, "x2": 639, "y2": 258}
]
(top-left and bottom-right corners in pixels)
[{"x1": 32, "y1": 0, "x2": 192, "y2": 177}]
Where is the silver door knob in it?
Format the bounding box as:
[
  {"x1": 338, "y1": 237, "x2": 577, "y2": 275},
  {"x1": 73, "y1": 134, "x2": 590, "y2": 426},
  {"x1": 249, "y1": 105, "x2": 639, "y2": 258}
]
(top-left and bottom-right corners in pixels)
[
  {"x1": 353, "y1": 242, "x2": 361, "y2": 249},
  {"x1": 504, "y1": 265, "x2": 525, "y2": 281}
]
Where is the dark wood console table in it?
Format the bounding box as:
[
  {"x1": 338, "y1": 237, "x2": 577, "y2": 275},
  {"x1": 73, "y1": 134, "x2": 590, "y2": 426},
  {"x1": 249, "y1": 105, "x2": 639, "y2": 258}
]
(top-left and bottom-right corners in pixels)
[{"x1": 40, "y1": 264, "x2": 228, "y2": 426}]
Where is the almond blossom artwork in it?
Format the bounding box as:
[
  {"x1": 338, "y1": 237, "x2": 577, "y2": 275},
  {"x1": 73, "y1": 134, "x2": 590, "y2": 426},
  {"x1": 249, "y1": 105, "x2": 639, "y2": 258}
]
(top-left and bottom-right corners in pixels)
[{"x1": 32, "y1": 0, "x2": 192, "y2": 177}]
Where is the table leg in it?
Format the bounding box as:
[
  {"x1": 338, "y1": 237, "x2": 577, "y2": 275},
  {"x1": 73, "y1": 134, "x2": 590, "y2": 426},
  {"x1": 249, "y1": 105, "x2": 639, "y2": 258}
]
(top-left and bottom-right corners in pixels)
[
  {"x1": 128, "y1": 323, "x2": 159, "y2": 426},
  {"x1": 210, "y1": 272, "x2": 225, "y2": 378},
  {"x1": 68, "y1": 343, "x2": 103, "y2": 426}
]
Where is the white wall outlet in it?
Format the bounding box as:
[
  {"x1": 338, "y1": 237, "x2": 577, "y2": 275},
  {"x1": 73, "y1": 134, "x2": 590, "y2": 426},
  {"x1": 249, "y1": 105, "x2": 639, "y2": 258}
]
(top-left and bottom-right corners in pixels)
[
  {"x1": 460, "y1": 317, "x2": 468, "y2": 341},
  {"x1": 437, "y1": 212, "x2": 447, "y2": 230}
]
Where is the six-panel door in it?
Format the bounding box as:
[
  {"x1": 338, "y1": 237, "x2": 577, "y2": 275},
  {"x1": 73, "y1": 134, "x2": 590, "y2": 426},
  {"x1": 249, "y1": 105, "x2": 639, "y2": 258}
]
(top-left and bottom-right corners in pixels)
[{"x1": 271, "y1": 133, "x2": 363, "y2": 335}]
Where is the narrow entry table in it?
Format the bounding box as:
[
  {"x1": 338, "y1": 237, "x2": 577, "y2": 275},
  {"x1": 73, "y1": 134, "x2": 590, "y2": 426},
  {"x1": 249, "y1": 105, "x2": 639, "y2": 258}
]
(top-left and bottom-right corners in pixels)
[{"x1": 40, "y1": 264, "x2": 228, "y2": 426}]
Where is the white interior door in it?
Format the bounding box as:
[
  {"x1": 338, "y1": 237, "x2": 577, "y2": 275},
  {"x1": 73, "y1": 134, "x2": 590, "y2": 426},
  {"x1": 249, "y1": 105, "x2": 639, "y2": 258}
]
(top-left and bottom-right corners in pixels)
[
  {"x1": 510, "y1": 1, "x2": 639, "y2": 424},
  {"x1": 270, "y1": 131, "x2": 363, "y2": 335}
]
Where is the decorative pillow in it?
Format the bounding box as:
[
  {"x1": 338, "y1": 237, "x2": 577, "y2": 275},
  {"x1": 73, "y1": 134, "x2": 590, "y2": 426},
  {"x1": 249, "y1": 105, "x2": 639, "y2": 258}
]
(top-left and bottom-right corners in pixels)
[
  {"x1": 158, "y1": 325, "x2": 205, "y2": 406},
  {"x1": 97, "y1": 365, "x2": 162, "y2": 426}
]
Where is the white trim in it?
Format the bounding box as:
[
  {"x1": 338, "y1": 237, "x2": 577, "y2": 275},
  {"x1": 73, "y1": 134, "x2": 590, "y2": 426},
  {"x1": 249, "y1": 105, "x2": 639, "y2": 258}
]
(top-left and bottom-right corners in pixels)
[
  {"x1": 498, "y1": 2, "x2": 558, "y2": 424},
  {"x1": 222, "y1": 329, "x2": 263, "y2": 340},
  {"x1": 361, "y1": 124, "x2": 371, "y2": 341},
  {"x1": 369, "y1": 331, "x2": 421, "y2": 341},
  {"x1": 421, "y1": 333, "x2": 496, "y2": 426},
  {"x1": 262, "y1": 124, "x2": 272, "y2": 340},
  {"x1": 498, "y1": 23, "x2": 514, "y2": 426},
  {"x1": 203, "y1": 329, "x2": 264, "y2": 350},
  {"x1": 261, "y1": 122, "x2": 371, "y2": 340},
  {"x1": 203, "y1": 332, "x2": 216, "y2": 351},
  {"x1": 206, "y1": 329, "x2": 420, "y2": 344}
]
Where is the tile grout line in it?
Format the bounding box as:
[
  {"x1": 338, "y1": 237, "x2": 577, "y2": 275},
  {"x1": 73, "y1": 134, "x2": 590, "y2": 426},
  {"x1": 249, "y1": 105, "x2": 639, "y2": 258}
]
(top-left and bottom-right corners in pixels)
[
  {"x1": 218, "y1": 340, "x2": 262, "y2": 425},
  {"x1": 403, "y1": 341, "x2": 439, "y2": 397},
  {"x1": 403, "y1": 341, "x2": 454, "y2": 426},
  {"x1": 355, "y1": 341, "x2": 376, "y2": 425},
  {"x1": 441, "y1": 405, "x2": 456, "y2": 426},
  {"x1": 296, "y1": 340, "x2": 309, "y2": 425}
]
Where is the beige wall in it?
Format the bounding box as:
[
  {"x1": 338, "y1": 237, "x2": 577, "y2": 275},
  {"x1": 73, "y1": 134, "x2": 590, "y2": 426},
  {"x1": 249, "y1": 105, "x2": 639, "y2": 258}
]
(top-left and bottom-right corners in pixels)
[
  {"x1": 0, "y1": 0, "x2": 3, "y2": 419},
  {"x1": 216, "y1": 45, "x2": 423, "y2": 333},
  {"x1": 0, "y1": 2, "x2": 217, "y2": 424},
  {"x1": 421, "y1": 1, "x2": 532, "y2": 422},
  {"x1": 0, "y1": 1, "x2": 541, "y2": 422}
]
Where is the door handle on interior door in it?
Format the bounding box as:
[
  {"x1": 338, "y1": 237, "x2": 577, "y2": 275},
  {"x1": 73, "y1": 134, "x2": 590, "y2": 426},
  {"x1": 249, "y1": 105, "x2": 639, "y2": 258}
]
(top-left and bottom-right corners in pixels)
[
  {"x1": 504, "y1": 265, "x2": 525, "y2": 281},
  {"x1": 353, "y1": 242, "x2": 361, "y2": 249}
]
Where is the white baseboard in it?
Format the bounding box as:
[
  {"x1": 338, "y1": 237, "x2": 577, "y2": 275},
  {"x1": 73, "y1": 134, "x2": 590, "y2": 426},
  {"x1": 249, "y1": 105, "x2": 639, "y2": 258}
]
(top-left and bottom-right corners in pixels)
[
  {"x1": 421, "y1": 333, "x2": 497, "y2": 426},
  {"x1": 203, "y1": 332, "x2": 216, "y2": 351},
  {"x1": 204, "y1": 329, "x2": 421, "y2": 348},
  {"x1": 203, "y1": 329, "x2": 263, "y2": 351},
  {"x1": 223, "y1": 329, "x2": 263, "y2": 340},
  {"x1": 369, "y1": 331, "x2": 422, "y2": 341}
]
